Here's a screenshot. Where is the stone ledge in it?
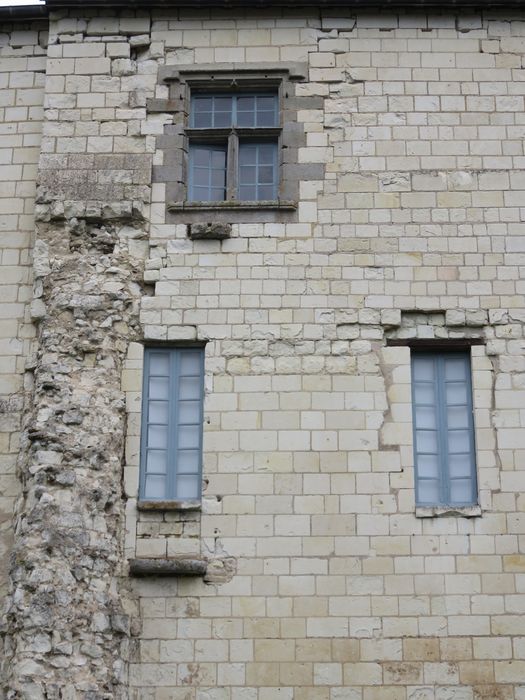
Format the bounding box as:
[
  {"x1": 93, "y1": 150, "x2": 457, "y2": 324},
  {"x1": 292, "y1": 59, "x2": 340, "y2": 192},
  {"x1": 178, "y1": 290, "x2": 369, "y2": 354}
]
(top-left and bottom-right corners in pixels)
[
  {"x1": 159, "y1": 61, "x2": 308, "y2": 83},
  {"x1": 129, "y1": 557, "x2": 207, "y2": 577},
  {"x1": 168, "y1": 200, "x2": 297, "y2": 212},
  {"x1": 415, "y1": 505, "x2": 482, "y2": 518},
  {"x1": 137, "y1": 499, "x2": 201, "y2": 511}
]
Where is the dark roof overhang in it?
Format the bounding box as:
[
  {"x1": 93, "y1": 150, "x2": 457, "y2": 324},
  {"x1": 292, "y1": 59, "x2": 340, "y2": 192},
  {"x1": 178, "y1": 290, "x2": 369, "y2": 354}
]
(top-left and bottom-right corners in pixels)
[{"x1": 2, "y1": 0, "x2": 525, "y2": 20}]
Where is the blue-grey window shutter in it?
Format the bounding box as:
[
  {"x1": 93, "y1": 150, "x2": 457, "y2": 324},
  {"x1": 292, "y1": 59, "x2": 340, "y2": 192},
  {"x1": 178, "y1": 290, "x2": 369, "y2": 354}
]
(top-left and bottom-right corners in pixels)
[
  {"x1": 140, "y1": 347, "x2": 204, "y2": 500},
  {"x1": 411, "y1": 352, "x2": 478, "y2": 507}
]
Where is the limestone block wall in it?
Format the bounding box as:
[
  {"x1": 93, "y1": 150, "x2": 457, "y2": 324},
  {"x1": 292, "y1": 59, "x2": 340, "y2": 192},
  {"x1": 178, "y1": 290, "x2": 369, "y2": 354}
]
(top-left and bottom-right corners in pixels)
[
  {"x1": 0, "y1": 4, "x2": 524, "y2": 700},
  {"x1": 0, "y1": 20, "x2": 46, "y2": 597},
  {"x1": 120, "y1": 7, "x2": 525, "y2": 699}
]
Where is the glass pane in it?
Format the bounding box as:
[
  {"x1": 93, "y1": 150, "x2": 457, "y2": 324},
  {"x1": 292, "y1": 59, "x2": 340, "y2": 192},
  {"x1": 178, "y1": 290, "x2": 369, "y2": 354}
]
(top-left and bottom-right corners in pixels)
[
  {"x1": 179, "y1": 400, "x2": 200, "y2": 424},
  {"x1": 239, "y1": 185, "x2": 257, "y2": 200},
  {"x1": 149, "y1": 401, "x2": 169, "y2": 424},
  {"x1": 237, "y1": 110, "x2": 255, "y2": 127},
  {"x1": 214, "y1": 111, "x2": 231, "y2": 128},
  {"x1": 417, "y1": 479, "x2": 440, "y2": 504},
  {"x1": 240, "y1": 145, "x2": 256, "y2": 166},
  {"x1": 211, "y1": 169, "x2": 226, "y2": 186},
  {"x1": 416, "y1": 406, "x2": 437, "y2": 430},
  {"x1": 144, "y1": 474, "x2": 166, "y2": 499},
  {"x1": 179, "y1": 376, "x2": 200, "y2": 400},
  {"x1": 194, "y1": 112, "x2": 212, "y2": 128},
  {"x1": 449, "y1": 479, "x2": 474, "y2": 504},
  {"x1": 417, "y1": 454, "x2": 440, "y2": 479},
  {"x1": 149, "y1": 376, "x2": 169, "y2": 400},
  {"x1": 446, "y1": 382, "x2": 468, "y2": 405},
  {"x1": 448, "y1": 430, "x2": 471, "y2": 453},
  {"x1": 259, "y1": 143, "x2": 276, "y2": 163},
  {"x1": 177, "y1": 474, "x2": 200, "y2": 499},
  {"x1": 237, "y1": 96, "x2": 255, "y2": 113},
  {"x1": 445, "y1": 358, "x2": 468, "y2": 381},
  {"x1": 193, "y1": 169, "x2": 210, "y2": 188},
  {"x1": 146, "y1": 450, "x2": 167, "y2": 474},
  {"x1": 149, "y1": 353, "x2": 169, "y2": 375},
  {"x1": 416, "y1": 430, "x2": 438, "y2": 453},
  {"x1": 258, "y1": 185, "x2": 276, "y2": 200},
  {"x1": 211, "y1": 149, "x2": 226, "y2": 168},
  {"x1": 180, "y1": 352, "x2": 201, "y2": 376},
  {"x1": 259, "y1": 166, "x2": 274, "y2": 184},
  {"x1": 178, "y1": 450, "x2": 200, "y2": 474},
  {"x1": 193, "y1": 96, "x2": 212, "y2": 112},
  {"x1": 447, "y1": 405, "x2": 469, "y2": 429},
  {"x1": 448, "y1": 454, "x2": 473, "y2": 479},
  {"x1": 413, "y1": 357, "x2": 434, "y2": 381},
  {"x1": 240, "y1": 166, "x2": 257, "y2": 184},
  {"x1": 414, "y1": 383, "x2": 435, "y2": 404},
  {"x1": 178, "y1": 425, "x2": 200, "y2": 449},
  {"x1": 257, "y1": 110, "x2": 277, "y2": 127},
  {"x1": 193, "y1": 148, "x2": 211, "y2": 167},
  {"x1": 148, "y1": 425, "x2": 168, "y2": 449},
  {"x1": 210, "y1": 187, "x2": 225, "y2": 200}
]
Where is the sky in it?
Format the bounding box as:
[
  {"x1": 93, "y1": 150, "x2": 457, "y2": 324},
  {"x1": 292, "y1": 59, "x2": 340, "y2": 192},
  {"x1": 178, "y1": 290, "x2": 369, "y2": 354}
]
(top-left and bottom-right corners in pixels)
[{"x1": 0, "y1": 1, "x2": 45, "y2": 5}]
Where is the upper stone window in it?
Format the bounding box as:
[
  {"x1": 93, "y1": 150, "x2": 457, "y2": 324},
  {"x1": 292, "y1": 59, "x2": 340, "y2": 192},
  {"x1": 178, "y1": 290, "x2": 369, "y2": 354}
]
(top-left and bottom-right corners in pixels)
[{"x1": 188, "y1": 92, "x2": 280, "y2": 203}]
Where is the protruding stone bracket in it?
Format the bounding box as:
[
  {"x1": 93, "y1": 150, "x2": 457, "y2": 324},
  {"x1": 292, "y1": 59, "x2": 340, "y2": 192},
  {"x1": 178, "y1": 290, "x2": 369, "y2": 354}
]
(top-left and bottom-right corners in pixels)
[
  {"x1": 188, "y1": 223, "x2": 232, "y2": 240},
  {"x1": 129, "y1": 557, "x2": 208, "y2": 577}
]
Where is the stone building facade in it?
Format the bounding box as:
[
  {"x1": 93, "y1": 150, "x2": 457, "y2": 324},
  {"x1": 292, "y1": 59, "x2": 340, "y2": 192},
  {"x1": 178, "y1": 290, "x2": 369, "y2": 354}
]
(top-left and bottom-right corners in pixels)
[{"x1": 1, "y1": 0, "x2": 525, "y2": 697}]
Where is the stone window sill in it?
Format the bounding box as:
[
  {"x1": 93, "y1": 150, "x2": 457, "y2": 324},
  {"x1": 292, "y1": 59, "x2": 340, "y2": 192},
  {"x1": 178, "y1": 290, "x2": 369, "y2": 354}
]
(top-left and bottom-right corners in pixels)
[
  {"x1": 137, "y1": 499, "x2": 201, "y2": 512},
  {"x1": 168, "y1": 200, "x2": 297, "y2": 213},
  {"x1": 415, "y1": 504, "x2": 482, "y2": 518},
  {"x1": 129, "y1": 557, "x2": 207, "y2": 577}
]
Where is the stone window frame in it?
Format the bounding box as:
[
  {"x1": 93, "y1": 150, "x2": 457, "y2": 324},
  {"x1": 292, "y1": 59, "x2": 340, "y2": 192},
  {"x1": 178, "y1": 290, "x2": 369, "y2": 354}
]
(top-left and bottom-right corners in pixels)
[
  {"x1": 150, "y1": 62, "x2": 324, "y2": 226},
  {"x1": 387, "y1": 338, "x2": 488, "y2": 519}
]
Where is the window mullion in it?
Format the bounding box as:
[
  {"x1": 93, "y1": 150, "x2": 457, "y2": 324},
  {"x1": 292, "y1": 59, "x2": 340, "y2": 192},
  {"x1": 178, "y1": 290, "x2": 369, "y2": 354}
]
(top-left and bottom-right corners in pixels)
[
  {"x1": 168, "y1": 350, "x2": 179, "y2": 499},
  {"x1": 436, "y1": 356, "x2": 449, "y2": 505},
  {"x1": 227, "y1": 131, "x2": 237, "y2": 200}
]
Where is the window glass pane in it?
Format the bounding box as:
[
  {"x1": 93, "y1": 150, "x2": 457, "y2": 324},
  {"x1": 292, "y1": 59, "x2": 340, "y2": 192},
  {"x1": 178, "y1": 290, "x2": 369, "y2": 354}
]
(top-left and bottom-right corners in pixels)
[
  {"x1": 214, "y1": 111, "x2": 231, "y2": 128},
  {"x1": 149, "y1": 401, "x2": 169, "y2": 424},
  {"x1": 446, "y1": 382, "x2": 468, "y2": 405},
  {"x1": 448, "y1": 430, "x2": 471, "y2": 454},
  {"x1": 417, "y1": 480, "x2": 440, "y2": 504},
  {"x1": 179, "y1": 376, "x2": 201, "y2": 400},
  {"x1": 179, "y1": 400, "x2": 201, "y2": 424},
  {"x1": 449, "y1": 479, "x2": 473, "y2": 504},
  {"x1": 178, "y1": 425, "x2": 200, "y2": 450},
  {"x1": 145, "y1": 474, "x2": 166, "y2": 499},
  {"x1": 148, "y1": 425, "x2": 168, "y2": 449},
  {"x1": 177, "y1": 475, "x2": 200, "y2": 499},
  {"x1": 178, "y1": 450, "x2": 200, "y2": 474},
  {"x1": 180, "y1": 351, "x2": 202, "y2": 375},
  {"x1": 416, "y1": 430, "x2": 438, "y2": 454},
  {"x1": 445, "y1": 357, "x2": 468, "y2": 381},
  {"x1": 240, "y1": 166, "x2": 257, "y2": 184},
  {"x1": 414, "y1": 383, "x2": 435, "y2": 404},
  {"x1": 417, "y1": 454, "x2": 440, "y2": 479},
  {"x1": 416, "y1": 406, "x2": 437, "y2": 430},
  {"x1": 447, "y1": 405, "x2": 469, "y2": 429},
  {"x1": 259, "y1": 143, "x2": 276, "y2": 163},
  {"x1": 239, "y1": 145, "x2": 257, "y2": 165},
  {"x1": 413, "y1": 357, "x2": 434, "y2": 381},
  {"x1": 189, "y1": 145, "x2": 226, "y2": 202},
  {"x1": 448, "y1": 454, "x2": 473, "y2": 479},
  {"x1": 149, "y1": 353, "x2": 169, "y2": 375},
  {"x1": 149, "y1": 376, "x2": 169, "y2": 400},
  {"x1": 258, "y1": 185, "x2": 275, "y2": 200},
  {"x1": 259, "y1": 166, "x2": 275, "y2": 184},
  {"x1": 239, "y1": 185, "x2": 257, "y2": 201},
  {"x1": 146, "y1": 450, "x2": 167, "y2": 474}
]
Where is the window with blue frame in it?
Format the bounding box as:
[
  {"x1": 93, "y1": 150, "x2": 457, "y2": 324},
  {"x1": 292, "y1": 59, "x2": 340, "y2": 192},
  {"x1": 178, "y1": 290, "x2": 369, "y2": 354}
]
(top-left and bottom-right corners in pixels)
[
  {"x1": 411, "y1": 352, "x2": 478, "y2": 507},
  {"x1": 140, "y1": 347, "x2": 204, "y2": 501},
  {"x1": 187, "y1": 92, "x2": 280, "y2": 202}
]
